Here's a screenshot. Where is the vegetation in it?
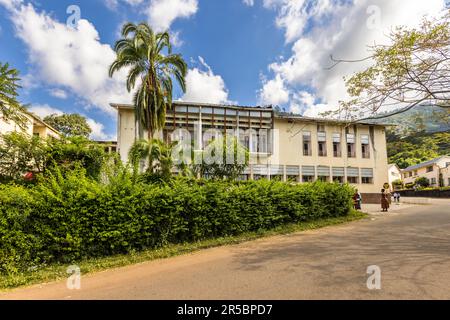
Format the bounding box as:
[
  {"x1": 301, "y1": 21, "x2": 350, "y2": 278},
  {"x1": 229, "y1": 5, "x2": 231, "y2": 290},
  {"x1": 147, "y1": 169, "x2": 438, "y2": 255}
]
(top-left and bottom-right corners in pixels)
[
  {"x1": 415, "y1": 177, "x2": 430, "y2": 188},
  {"x1": 0, "y1": 166, "x2": 354, "y2": 276},
  {"x1": 109, "y1": 22, "x2": 187, "y2": 139},
  {"x1": 0, "y1": 210, "x2": 366, "y2": 290},
  {"x1": 43, "y1": 113, "x2": 92, "y2": 138},
  {"x1": 0, "y1": 133, "x2": 108, "y2": 182},
  {"x1": 387, "y1": 131, "x2": 449, "y2": 168},
  {"x1": 0, "y1": 62, "x2": 27, "y2": 128}
]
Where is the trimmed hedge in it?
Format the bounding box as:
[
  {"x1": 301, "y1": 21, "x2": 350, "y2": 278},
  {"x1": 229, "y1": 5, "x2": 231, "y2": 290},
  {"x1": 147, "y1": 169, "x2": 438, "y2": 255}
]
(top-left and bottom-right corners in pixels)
[{"x1": 0, "y1": 169, "x2": 354, "y2": 274}]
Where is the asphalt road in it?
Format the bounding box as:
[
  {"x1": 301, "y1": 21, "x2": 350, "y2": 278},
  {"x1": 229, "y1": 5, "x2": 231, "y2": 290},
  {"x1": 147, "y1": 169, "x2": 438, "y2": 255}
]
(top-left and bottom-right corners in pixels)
[{"x1": 2, "y1": 201, "x2": 450, "y2": 300}]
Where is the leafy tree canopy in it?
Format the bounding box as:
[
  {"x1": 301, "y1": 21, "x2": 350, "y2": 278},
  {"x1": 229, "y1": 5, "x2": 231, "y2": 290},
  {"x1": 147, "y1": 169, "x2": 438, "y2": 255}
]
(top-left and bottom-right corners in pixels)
[
  {"x1": 0, "y1": 62, "x2": 27, "y2": 128},
  {"x1": 43, "y1": 113, "x2": 92, "y2": 138}
]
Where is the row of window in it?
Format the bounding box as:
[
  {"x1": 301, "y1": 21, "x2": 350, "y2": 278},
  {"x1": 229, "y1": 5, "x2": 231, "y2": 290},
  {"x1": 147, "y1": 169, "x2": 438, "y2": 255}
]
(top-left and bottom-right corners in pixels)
[
  {"x1": 303, "y1": 131, "x2": 371, "y2": 159},
  {"x1": 403, "y1": 166, "x2": 434, "y2": 178},
  {"x1": 245, "y1": 175, "x2": 374, "y2": 184}
]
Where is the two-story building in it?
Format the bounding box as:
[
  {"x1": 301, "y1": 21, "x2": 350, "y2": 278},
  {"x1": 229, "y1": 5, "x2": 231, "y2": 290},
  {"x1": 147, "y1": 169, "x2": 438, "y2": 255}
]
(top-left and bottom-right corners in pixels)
[
  {"x1": 111, "y1": 101, "x2": 390, "y2": 199},
  {"x1": 402, "y1": 156, "x2": 450, "y2": 187},
  {"x1": 0, "y1": 109, "x2": 60, "y2": 139}
]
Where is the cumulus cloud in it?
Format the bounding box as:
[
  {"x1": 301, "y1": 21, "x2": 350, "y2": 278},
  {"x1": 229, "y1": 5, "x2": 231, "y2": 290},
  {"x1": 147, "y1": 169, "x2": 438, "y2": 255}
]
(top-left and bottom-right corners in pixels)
[
  {"x1": 2, "y1": 2, "x2": 132, "y2": 117},
  {"x1": 243, "y1": 0, "x2": 255, "y2": 6},
  {"x1": 181, "y1": 57, "x2": 231, "y2": 105},
  {"x1": 147, "y1": 0, "x2": 198, "y2": 32},
  {"x1": 48, "y1": 88, "x2": 68, "y2": 99},
  {"x1": 258, "y1": 74, "x2": 289, "y2": 106},
  {"x1": 259, "y1": 0, "x2": 447, "y2": 116},
  {"x1": 28, "y1": 104, "x2": 64, "y2": 118}
]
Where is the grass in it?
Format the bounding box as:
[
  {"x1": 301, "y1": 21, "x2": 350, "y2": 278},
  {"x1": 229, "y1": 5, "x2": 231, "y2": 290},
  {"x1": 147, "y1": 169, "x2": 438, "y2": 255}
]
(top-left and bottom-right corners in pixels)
[{"x1": 0, "y1": 210, "x2": 367, "y2": 291}]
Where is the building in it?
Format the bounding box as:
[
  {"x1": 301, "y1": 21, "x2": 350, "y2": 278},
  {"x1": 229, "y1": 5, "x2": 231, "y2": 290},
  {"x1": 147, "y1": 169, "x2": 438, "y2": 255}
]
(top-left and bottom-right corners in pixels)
[
  {"x1": 402, "y1": 156, "x2": 450, "y2": 187},
  {"x1": 388, "y1": 164, "x2": 402, "y2": 190},
  {"x1": 111, "y1": 101, "x2": 390, "y2": 197},
  {"x1": 0, "y1": 109, "x2": 60, "y2": 139}
]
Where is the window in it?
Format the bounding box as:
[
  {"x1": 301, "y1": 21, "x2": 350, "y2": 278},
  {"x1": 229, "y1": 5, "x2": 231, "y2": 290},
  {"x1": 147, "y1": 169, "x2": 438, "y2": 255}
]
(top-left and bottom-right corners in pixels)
[
  {"x1": 448, "y1": 178, "x2": 450, "y2": 186},
  {"x1": 347, "y1": 134, "x2": 355, "y2": 158},
  {"x1": 302, "y1": 175, "x2": 314, "y2": 183},
  {"x1": 446, "y1": 162, "x2": 450, "y2": 168},
  {"x1": 431, "y1": 178, "x2": 437, "y2": 185},
  {"x1": 361, "y1": 168, "x2": 373, "y2": 184},
  {"x1": 333, "y1": 133, "x2": 341, "y2": 157},
  {"x1": 409, "y1": 172, "x2": 413, "y2": 178},
  {"x1": 333, "y1": 176, "x2": 344, "y2": 183},
  {"x1": 317, "y1": 176, "x2": 329, "y2": 182},
  {"x1": 427, "y1": 166, "x2": 434, "y2": 173},
  {"x1": 317, "y1": 127, "x2": 326, "y2": 157},
  {"x1": 361, "y1": 134, "x2": 370, "y2": 159},
  {"x1": 303, "y1": 131, "x2": 312, "y2": 156},
  {"x1": 414, "y1": 170, "x2": 418, "y2": 176},
  {"x1": 318, "y1": 141, "x2": 327, "y2": 157},
  {"x1": 362, "y1": 177, "x2": 373, "y2": 184},
  {"x1": 347, "y1": 176, "x2": 358, "y2": 184}
]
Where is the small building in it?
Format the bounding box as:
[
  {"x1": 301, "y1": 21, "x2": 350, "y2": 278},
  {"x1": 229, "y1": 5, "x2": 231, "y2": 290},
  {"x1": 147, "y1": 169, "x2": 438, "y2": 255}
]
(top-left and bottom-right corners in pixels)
[
  {"x1": 0, "y1": 109, "x2": 60, "y2": 139},
  {"x1": 402, "y1": 156, "x2": 450, "y2": 187},
  {"x1": 388, "y1": 163, "x2": 402, "y2": 190},
  {"x1": 111, "y1": 101, "x2": 391, "y2": 198}
]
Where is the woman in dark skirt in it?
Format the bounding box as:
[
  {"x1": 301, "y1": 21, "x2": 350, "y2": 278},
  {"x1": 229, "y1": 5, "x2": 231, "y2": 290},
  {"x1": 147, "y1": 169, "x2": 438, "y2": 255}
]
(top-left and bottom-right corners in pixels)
[{"x1": 381, "y1": 189, "x2": 390, "y2": 212}]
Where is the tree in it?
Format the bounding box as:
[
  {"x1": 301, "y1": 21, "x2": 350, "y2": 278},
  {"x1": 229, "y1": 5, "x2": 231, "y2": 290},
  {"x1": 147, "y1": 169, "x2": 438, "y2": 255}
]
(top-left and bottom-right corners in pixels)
[
  {"x1": 128, "y1": 139, "x2": 176, "y2": 180},
  {"x1": 43, "y1": 113, "x2": 92, "y2": 138},
  {"x1": 109, "y1": 22, "x2": 187, "y2": 140},
  {"x1": 334, "y1": 12, "x2": 450, "y2": 121},
  {"x1": 0, "y1": 132, "x2": 48, "y2": 181},
  {"x1": 415, "y1": 177, "x2": 430, "y2": 188},
  {"x1": 0, "y1": 62, "x2": 27, "y2": 128},
  {"x1": 191, "y1": 137, "x2": 250, "y2": 180}
]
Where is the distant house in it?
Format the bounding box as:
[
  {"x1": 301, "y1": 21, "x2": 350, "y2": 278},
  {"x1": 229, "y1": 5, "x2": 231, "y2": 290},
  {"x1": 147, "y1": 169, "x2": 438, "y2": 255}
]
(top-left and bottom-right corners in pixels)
[
  {"x1": 402, "y1": 156, "x2": 450, "y2": 187},
  {"x1": 0, "y1": 109, "x2": 60, "y2": 139},
  {"x1": 388, "y1": 164, "x2": 402, "y2": 190}
]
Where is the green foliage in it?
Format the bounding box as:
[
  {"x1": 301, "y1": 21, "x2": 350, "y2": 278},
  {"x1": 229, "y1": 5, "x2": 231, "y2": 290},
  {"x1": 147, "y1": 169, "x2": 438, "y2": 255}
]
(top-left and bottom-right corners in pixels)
[
  {"x1": 43, "y1": 113, "x2": 92, "y2": 138},
  {"x1": 0, "y1": 134, "x2": 109, "y2": 183},
  {"x1": 0, "y1": 62, "x2": 28, "y2": 128},
  {"x1": 0, "y1": 171, "x2": 353, "y2": 275},
  {"x1": 415, "y1": 177, "x2": 430, "y2": 188},
  {"x1": 109, "y1": 23, "x2": 187, "y2": 138},
  {"x1": 0, "y1": 132, "x2": 48, "y2": 181},
  {"x1": 46, "y1": 137, "x2": 108, "y2": 180},
  {"x1": 191, "y1": 137, "x2": 250, "y2": 180},
  {"x1": 387, "y1": 131, "x2": 450, "y2": 169}
]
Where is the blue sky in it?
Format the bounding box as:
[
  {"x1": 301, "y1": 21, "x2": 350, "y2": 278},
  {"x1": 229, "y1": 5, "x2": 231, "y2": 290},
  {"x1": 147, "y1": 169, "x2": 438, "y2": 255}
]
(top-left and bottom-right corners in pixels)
[{"x1": 0, "y1": 0, "x2": 447, "y2": 139}]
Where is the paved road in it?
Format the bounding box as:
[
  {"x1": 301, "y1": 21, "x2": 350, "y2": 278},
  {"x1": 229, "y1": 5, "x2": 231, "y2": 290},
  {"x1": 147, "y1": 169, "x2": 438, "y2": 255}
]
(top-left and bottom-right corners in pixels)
[{"x1": 2, "y1": 201, "x2": 450, "y2": 300}]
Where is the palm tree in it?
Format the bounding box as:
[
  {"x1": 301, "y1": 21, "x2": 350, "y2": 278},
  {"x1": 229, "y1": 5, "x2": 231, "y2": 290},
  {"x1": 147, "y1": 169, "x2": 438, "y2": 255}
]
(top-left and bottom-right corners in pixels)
[
  {"x1": 0, "y1": 62, "x2": 27, "y2": 128},
  {"x1": 128, "y1": 139, "x2": 176, "y2": 179},
  {"x1": 109, "y1": 22, "x2": 187, "y2": 140}
]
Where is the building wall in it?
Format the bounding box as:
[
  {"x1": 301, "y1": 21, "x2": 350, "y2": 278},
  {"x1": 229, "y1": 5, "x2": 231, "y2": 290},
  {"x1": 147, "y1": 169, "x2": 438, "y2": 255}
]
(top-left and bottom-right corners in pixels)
[
  {"x1": 0, "y1": 114, "x2": 34, "y2": 136},
  {"x1": 388, "y1": 165, "x2": 402, "y2": 189},
  {"x1": 116, "y1": 106, "x2": 389, "y2": 194},
  {"x1": 403, "y1": 157, "x2": 450, "y2": 187}
]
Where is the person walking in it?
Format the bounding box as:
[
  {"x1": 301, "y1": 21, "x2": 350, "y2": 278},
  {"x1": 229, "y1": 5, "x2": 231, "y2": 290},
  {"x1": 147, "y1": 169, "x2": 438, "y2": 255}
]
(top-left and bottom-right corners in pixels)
[{"x1": 381, "y1": 189, "x2": 390, "y2": 212}]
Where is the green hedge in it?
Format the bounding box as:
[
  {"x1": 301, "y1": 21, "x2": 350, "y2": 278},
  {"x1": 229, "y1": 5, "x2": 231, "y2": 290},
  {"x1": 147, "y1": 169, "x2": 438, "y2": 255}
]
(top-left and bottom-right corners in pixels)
[{"x1": 0, "y1": 169, "x2": 354, "y2": 274}]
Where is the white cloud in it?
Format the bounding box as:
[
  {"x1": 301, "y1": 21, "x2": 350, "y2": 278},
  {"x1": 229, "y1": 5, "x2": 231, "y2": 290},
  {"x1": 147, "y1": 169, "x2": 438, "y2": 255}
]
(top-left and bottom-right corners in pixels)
[
  {"x1": 243, "y1": 0, "x2": 255, "y2": 6},
  {"x1": 260, "y1": 0, "x2": 447, "y2": 116},
  {"x1": 147, "y1": 0, "x2": 198, "y2": 32},
  {"x1": 48, "y1": 88, "x2": 68, "y2": 99},
  {"x1": 86, "y1": 118, "x2": 115, "y2": 141},
  {"x1": 181, "y1": 57, "x2": 231, "y2": 104},
  {"x1": 258, "y1": 74, "x2": 289, "y2": 106},
  {"x1": 0, "y1": 0, "x2": 21, "y2": 10},
  {"x1": 28, "y1": 104, "x2": 63, "y2": 119},
  {"x1": 3, "y1": 2, "x2": 132, "y2": 117}
]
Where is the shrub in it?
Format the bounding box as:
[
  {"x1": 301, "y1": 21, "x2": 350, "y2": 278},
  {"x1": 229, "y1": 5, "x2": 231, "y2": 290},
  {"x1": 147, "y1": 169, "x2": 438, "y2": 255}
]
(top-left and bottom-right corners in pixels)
[
  {"x1": 0, "y1": 170, "x2": 354, "y2": 274},
  {"x1": 415, "y1": 177, "x2": 430, "y2": 188}
]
